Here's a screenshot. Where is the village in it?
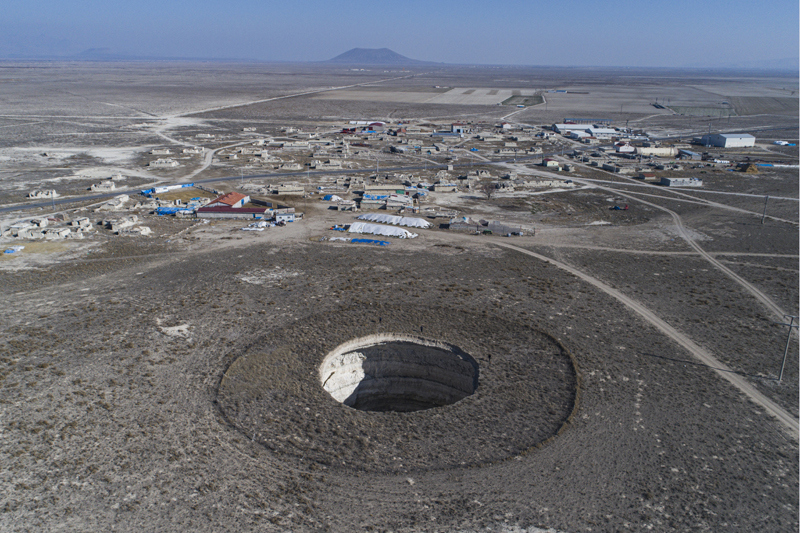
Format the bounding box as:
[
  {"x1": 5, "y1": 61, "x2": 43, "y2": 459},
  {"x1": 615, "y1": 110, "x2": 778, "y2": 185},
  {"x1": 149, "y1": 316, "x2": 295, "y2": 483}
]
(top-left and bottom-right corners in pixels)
[{"x1": 2, "y1": 114, "x2": 785, "y2": 254}]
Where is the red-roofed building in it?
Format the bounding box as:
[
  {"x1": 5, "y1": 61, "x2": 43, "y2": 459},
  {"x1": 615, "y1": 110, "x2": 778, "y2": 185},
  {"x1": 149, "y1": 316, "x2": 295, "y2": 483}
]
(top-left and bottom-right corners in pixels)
[
  {"x1": 195, "y1": 206, "x2": 267, "y2": 219},
  {"x1": 206, "y1": 192, "x2": 250, "y2": 208}
]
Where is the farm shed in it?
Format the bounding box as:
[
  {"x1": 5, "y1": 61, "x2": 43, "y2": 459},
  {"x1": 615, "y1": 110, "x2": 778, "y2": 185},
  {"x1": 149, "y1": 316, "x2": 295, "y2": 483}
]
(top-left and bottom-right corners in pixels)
[{"x1": 700, "y1": 133, "x2": 755, "y2": 148}]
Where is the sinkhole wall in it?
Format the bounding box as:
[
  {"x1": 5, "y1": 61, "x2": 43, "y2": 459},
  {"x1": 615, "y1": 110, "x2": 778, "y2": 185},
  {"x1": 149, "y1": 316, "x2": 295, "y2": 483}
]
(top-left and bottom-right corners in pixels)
[{"x1": 320, "y1": 333, "x2": 479, "y2": 412}]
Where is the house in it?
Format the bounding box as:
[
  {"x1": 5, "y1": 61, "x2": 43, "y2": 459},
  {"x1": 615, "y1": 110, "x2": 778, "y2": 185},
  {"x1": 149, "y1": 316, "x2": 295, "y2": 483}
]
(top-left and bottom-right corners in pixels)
[
  {"x1": 311, "y1": 159, "x2": 342, "y2": 169},
  {"x1": 615, "y1": 142, "x2": 635, "y2": 153},
  {"x1": 386, "y1": 194, "x2": 414, "y2": 208},
  {"x1": 275, "y1": 183, "x2": 304, "y2": 195},
  {"x1": 542, "y1": 158, "x2": 560, "y2": 168},
  {"x1": 336, "y1": 200, "x2": 358, "y2": 211},
  {"x1": 282, "y1": 141, "x2": 310, "y2": 149},
  {"x1": 70, "y1": 217, "x2": 92, "y2": 228},
  {"x1": 364, "y1": 184, "x2": 403, "y2": 195},
  {"x1": 275, "y1": 213, "x2": 295, "y2": 223},
  {"x1": 359, "y1": 197, "x2": 386, "y2": 209},
  {"x1": 148, "y1": 158, "x2": 180, "y2": 168},
  {"x1": 28, "y1": 190, "x2": 59, "y2": 199},
  {"x1": 96, "y1": 194, "x2": 130, "y2": 211},
  {"x1": 195, "y1": 206, "x2": 268, "y2": 219},
  {"x1": 90, "y1": 181, "x2": 116, "y2": 192},
  {"x1": 678, "y1": 150, "x2": 702, "y2": 161},
  {"x1": 661, "y1": 177, "x2": 703, "y2": 187},
  {"x1": 526, "y1": 179, "x2": 571, "y2": 188},
  {"x1": 44, "y1": 228, "x2": 71, "y2": 239},
  {"x1": 206, "y1": 192, "x2": 250, "y2": 208},
  {"x1": 104, "y1": 215, "x2": 139, "y2": 231}
]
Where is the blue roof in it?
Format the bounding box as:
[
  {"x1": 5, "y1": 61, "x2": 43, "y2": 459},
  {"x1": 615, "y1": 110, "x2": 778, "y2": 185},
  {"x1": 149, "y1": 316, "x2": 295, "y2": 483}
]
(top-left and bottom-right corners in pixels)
[{"x1": 351, "y1": 238, "x2": 390, "y2": 246}]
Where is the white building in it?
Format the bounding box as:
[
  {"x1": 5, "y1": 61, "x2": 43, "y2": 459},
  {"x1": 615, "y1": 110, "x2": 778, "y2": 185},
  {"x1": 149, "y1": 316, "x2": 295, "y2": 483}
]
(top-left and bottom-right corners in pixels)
[
  {"x1": 661, "y1": 177, "x2": 703, "y2": 187},
  {"x1": 148, "y1": 158, "x2": 180, "y2": 168},
  {"x1": 566, "y1": 130, "x2": 590, "y2": 139},
  {"x1": 552, "y1": 123, "x2": 593, "y2": 134},
  {"x1": 587, "y1": 127, "x2": 617, "y2": 139},
  {"x1": 90, "y1": 181, "x2": 116, "y2": 192},
  {"x1": 636, "y1": 146, "x2": 677, "y2": 157},
  {"x1": 699, "y1": 133, "x2": 755, "y2": 148},
  {"x1": 615, "y1": 142, "x2": 635, "y2": 153},
  {"x1": 28, "y1": 190, "x2": 59, "y2": 199}
]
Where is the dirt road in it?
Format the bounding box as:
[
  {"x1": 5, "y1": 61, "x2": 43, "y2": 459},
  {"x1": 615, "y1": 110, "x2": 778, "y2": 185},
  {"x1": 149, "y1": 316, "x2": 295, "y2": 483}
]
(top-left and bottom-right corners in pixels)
[{"x1": 494, "y1": 240, "x2": 799, "y2": 439}]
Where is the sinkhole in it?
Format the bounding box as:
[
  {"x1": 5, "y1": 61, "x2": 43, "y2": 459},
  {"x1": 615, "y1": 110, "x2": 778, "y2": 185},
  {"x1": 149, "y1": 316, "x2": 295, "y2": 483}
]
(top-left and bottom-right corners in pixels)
[{"x1": 320, "y1": 334, "x2": 479, "y2": 413}]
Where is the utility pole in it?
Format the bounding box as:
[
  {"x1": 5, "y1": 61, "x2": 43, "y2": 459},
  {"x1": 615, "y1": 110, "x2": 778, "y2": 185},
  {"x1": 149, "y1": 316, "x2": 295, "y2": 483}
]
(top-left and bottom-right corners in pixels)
[
  {"x1": 776, "y1": 315, "x2": 798, "y2": 381},
  {"x1": 761, "y1": 196, "x2": 769, "y2": 224}
]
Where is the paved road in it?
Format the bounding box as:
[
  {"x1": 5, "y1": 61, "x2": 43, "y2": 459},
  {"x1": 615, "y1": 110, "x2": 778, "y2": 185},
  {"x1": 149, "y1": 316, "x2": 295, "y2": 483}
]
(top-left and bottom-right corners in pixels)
[{"x1": 493, "y1": 240, "x2": 799, "y2": 439}]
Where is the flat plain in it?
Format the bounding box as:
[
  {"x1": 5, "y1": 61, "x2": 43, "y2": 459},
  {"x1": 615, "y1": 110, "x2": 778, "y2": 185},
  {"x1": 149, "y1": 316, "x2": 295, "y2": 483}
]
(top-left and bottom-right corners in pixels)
[{"x1": 0, "y1": 61, "x2": 797, "y2": 532}]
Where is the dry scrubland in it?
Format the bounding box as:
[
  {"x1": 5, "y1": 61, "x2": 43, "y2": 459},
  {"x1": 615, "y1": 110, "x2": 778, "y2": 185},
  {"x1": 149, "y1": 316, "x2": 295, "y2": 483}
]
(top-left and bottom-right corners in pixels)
[
  {"x1": 1, "y1": 238, "x2": 797, "y2": 531},
  {"x1": 0, "y1": 62, "x2": 797, "y2": 532}
]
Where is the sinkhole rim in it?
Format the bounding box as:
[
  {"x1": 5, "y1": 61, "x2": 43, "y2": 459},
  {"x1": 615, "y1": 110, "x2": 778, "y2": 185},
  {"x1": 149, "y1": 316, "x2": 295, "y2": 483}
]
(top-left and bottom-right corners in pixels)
[{"x1": 319, "y1": 333, "x2": 480, "y2": 413}]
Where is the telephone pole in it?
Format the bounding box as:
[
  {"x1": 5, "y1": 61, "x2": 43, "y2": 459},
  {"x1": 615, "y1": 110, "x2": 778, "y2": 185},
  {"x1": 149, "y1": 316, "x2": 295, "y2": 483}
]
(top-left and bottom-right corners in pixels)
[{"x1": 777, "y1": 315, "x2": 798, "y2": 382}]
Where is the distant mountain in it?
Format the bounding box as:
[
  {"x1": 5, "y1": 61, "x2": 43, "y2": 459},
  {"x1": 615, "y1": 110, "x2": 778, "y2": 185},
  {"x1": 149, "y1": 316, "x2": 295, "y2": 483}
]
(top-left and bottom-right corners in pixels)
[
  {"x1": 75, "y1": 48, "x2": 127, "y2": 60},
  {"x1": 326, "y1": 48, "x2": 436, "y2": 65}
]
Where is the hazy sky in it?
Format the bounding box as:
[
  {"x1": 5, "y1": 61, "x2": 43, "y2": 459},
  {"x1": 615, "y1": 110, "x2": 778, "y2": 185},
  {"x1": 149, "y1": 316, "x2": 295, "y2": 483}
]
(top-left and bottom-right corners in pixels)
[{"x1": 1, "y1": 0, "x2": 798, "y2": 68}]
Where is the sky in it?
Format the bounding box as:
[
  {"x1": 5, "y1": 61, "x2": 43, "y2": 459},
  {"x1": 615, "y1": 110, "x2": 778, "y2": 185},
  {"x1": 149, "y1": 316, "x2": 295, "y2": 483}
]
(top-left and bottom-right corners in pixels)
[{"x1": 1, "y1": 0, "x2": 798, "y2": 69}]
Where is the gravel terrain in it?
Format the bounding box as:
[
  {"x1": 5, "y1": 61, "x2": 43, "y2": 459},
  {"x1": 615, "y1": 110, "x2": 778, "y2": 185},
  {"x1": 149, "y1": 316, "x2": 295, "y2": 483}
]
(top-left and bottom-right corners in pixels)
[
  {"x1": 0, "y1": 62, "x2": 796, "y2": 532},
  {"x1": 0, "y1": 230, "x2": 797, "y2": 532}
]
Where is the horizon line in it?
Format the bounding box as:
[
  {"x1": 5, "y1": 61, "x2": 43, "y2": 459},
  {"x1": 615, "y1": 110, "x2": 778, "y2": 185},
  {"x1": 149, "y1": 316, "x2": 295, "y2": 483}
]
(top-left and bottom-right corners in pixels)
[{"x1": 0, "y1": 55, "x2": 798, "y2": 73}]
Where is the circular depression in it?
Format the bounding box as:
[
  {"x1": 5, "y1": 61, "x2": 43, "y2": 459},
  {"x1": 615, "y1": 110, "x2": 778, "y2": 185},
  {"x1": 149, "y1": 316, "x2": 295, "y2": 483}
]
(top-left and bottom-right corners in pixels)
[
  {"x1": 320, "y1": 334, "x2": 479, "y2": 412},
  {"x1": 217, "y1": 306, "x2": 580, "y2": 472}
]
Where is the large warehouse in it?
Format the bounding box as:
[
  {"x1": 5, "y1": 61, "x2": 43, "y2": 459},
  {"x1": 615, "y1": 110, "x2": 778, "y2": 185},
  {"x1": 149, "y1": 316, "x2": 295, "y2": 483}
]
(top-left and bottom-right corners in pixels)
[{"x1": 700, "y1": 133, "x2": 756, "y2": 148}]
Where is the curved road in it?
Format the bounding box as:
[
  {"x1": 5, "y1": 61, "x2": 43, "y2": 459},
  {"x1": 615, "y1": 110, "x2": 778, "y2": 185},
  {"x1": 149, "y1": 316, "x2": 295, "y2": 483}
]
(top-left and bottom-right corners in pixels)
[
  {"x1": 564, "y1": 174, "x2": 789, "y2": 320},
  {"x1": 493, "y1": 241, "x2": 799, "y2": 439}
]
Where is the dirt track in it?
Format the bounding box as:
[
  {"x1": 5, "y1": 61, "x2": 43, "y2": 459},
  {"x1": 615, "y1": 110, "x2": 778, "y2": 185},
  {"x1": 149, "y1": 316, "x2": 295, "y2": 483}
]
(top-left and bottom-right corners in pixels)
[{"x1": 494, "y1": 240, "x2": 799, "y2": 437}]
